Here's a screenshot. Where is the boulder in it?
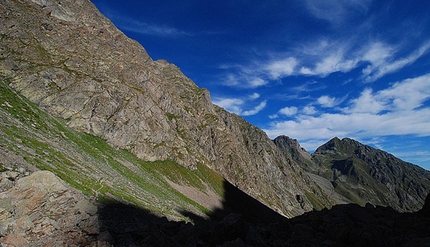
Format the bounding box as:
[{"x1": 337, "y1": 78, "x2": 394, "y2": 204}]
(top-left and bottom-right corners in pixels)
[{"x1": 0, "y1": 170, "x2": 99, "y2": 246}]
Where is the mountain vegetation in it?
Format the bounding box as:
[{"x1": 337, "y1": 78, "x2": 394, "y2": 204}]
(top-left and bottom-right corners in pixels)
[{"x1": 1, "y1": 0, "x2": 430, "y2": 246}]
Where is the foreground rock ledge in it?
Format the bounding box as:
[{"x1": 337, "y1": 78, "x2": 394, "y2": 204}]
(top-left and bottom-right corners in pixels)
[{"x1": 0, "y1": 170, "x2": 100, "y2": 246}]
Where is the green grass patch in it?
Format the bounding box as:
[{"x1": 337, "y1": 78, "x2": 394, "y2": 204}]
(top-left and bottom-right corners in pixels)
[
  {"x1": 305, "y1": 190, "x2": 326, "y2": 211},
  {"x1": 1, "y1": 77, "x2": 218, "y2": 220}
]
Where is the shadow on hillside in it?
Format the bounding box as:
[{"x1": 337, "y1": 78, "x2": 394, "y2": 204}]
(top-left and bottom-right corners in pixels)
[
  {"x1": 97, "y1": 180, "x2": 430, "y2": 246},
  {"x1": 209, "y1": 180, "x2": 286, "y2": 223},
  {"x1": 97, "y1": 179, "x2": 288, "y2": 246}
]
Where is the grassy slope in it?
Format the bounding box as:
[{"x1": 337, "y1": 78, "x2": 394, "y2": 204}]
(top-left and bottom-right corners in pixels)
[{"x1": 0, "y1": 77, "x2": 225, "y2": 221}]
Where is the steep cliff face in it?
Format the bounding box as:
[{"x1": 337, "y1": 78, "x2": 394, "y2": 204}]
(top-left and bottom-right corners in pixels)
[
  {"x1": 1, "y1": 0, "x2": 207, "y2": 167},
  {"x1": 0, "y1": 0, "x2": 331, "y2": 216}
]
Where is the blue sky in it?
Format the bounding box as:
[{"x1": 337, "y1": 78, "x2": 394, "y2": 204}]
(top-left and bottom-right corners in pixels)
[{"x1": 92, "y1": 0, "x2": 430, "y2": 170}]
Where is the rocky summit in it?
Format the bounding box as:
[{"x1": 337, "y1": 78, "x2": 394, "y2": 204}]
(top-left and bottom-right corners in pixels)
[
  {"x1": 274, "y1": 136, "x2": 430, "y2": 212},
  {"x1": 1, "y1": 0, "x2": 430, "y2": 246}
]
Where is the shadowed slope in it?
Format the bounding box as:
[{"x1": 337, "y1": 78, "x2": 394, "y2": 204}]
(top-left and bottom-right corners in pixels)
[{"x1": 97, "y1": 189, "x2": 430, "y2": 246}]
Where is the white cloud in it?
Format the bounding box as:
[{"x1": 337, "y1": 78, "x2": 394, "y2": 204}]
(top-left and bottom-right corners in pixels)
[
  {"x1": 223, "y1": 74, "x2": 240, "y2": 87},
  {"x1": 279, "y1": 106, "x2": 298, "y2": 116},
  {"x1": 317, "y1": 95, "x2": 338, "y2": 108},
  {"x1": 213, "y1": 97, "x2": 267, "y2": 116},
  {"x1": 109, "y1": 15, "x2": 191, "y2": 37},
  {"x1": 345, "y1": 73, "x2": 430, "y2": 113},
  {"x1": 242, "y1": 101, "x2": 267, "y2": 116},
  {"x1": 218, "y1": 37, "x2": 430, "y2": 89},
  {"x1": 300, "y1": 53, "x2": 358, "y2": 76},
  {"x1": 361, "y1": 41, "x2": 430, "y2": 82},
  {"x1": 296, "y1": 39, "x2": 430, "y2": 81},
  {"x1": 265, "y1": 57, "x2": 298, "y2": 79},
  {"x1": 232, "y1": 38, "x2": 359, "y2": 83},
  {"x1": 212, "y1": 98, "x2": 244, "y2": 114},
  {"x1": 361, "y1": 42, "x2": 393, "y2": 67},
  {"x1": 264, "y1": 73, "x2": 430, "y2": 151},
  {"x1": 343, "y1": 88, "x2": 386, "y2": 114},
  {"x1": 302, "y1": 106, "x2": 317, "y2": 115},
  {"x1": 378, "y1": 75, "x2": 430, "y2": 110},
  {"x1": 249, "y1": 78, "x2": 267, "y2": 87},
  {"x1": 292, "y1": 80, "x2": 326, "y2": 93},
  {"x1": 221, "y1": 73, "x2": 267, "y2": 88},
  {"x1": 249, "y1": 93, "x2": 260, "y2": 100},
  {"x1": 296, "y1": 39, "x2": 358, "y2": 77},
  {"x1": 304, "y1": 0, "x2": 372, "y2": 25}
]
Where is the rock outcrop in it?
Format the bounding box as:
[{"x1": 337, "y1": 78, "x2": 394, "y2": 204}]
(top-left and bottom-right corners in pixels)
[{"x1": 0, "y1": 170, "x2": 99, "y2": 246}]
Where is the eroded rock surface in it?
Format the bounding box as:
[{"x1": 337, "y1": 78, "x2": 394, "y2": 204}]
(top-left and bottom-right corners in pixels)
[{"x1": 0, "y1": 170, "x2": 99, "y2": 246}]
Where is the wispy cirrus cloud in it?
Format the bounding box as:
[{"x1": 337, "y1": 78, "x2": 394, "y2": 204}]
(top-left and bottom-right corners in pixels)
[
  {"x1": 361, "y1": 41, "x2": 430, "y2": 82},
  {"x1": 345, "y1": 72, "x2": 430, "y2": 113},
  {"x1": 110, "y1": 16, "x2": 192, "y2": 37},
  {"x1": 242, "y1": 101, "x2": 267, "y2": 116},
  {"x1": 219, "y1": 38, "x2": 430, "y2": 89},
  {"x1": 119, "y1": 21, "x2": 190, "y2": 37},
  {"x1": 96, "y1": 7, "x2": 191, "y2": 38},
  {"x1": 220, "y1": 72, "x2": 268, "y2": 88},
  {"x1": 303, "y1": 0, "x2": 372, "y2": 25}
]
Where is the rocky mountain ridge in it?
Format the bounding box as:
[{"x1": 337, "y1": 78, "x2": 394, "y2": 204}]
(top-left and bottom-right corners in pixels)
[
  {"x1": 275, "y1": 136, "x2": 430, "y2": 212},
  {"x1": 1, "y1": 0, "x2": 430, "y2": 239},
  {"x1": 0, "y1": 0, "x2": 331, "y2": 217}
]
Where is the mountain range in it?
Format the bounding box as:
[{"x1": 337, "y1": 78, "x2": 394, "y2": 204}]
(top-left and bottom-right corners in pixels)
[{"x1": 1, "y1": 0, "x2": 430, "y2": 246}]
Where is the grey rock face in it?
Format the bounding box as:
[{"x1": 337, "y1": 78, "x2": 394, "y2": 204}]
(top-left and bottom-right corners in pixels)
[
  {"x1": 0, "y1": 170, "x2": 99, "y2": 246},
  {"x1": 0, "y1": 0, "x2": 328, "y2": 216}
]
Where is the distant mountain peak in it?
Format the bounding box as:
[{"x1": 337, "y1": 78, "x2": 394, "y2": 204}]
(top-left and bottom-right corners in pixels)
[
  {"x1": 273, "y1": 135, "x2": 313, "y2": 165},
  {"x1": 310, "y1": 137, "x2": 430, "y2": 211},
  {"x1": 315, "y1": 137, "x2": 371, "y2": 156}
]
